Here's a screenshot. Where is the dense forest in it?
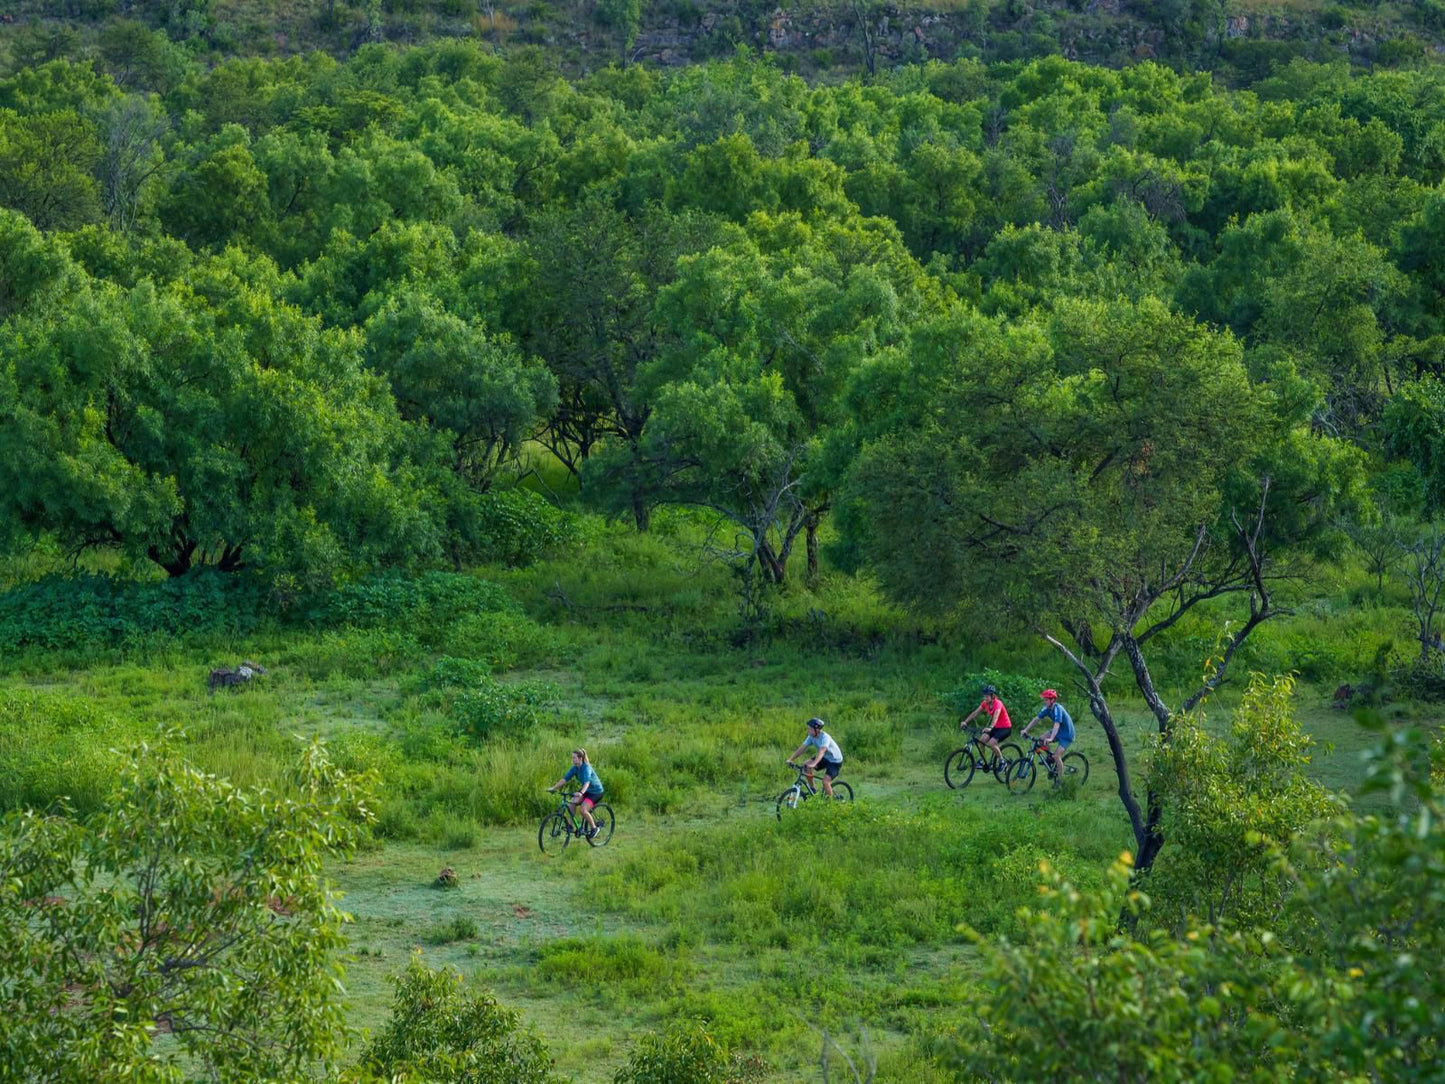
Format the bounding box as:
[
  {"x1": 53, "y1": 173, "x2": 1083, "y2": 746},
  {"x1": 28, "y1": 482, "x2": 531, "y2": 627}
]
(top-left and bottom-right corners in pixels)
[{"x1": 1, "y1": 6, "x2": 1445, "y2": 1083}]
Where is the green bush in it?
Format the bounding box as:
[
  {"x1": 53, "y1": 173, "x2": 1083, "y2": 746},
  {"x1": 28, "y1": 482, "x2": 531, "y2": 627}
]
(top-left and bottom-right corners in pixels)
[
  {"x1": 286, "y1": 628, "x2": 426, "y2": 679},
  {"x1": 450, "y1": 677, "x2": 561, "y2": 741},
  {"x1": 468, "y1": 488, "x2": 571, "y2": 567},
  {"x1": 439, "y1": 611, "x2": 558, "y2": 670},
  {"x1": 362, "y1": 959, "x2": 557, "y2": 1084},
  {"x1": 307, "y1": 572, "x2": 517, "y2": 630},
  {"x1": 422, "y1": 914, "x2": 479, "y2": 944},
  {"x1": 613, "y1": 1019, "x2": 765, "y2": 1084},
  {"x1": 939, "y1": 669, "x2": 1054, "y2": 718},
  {"x1": 536, "y1": 936, "x2": 690, "y2": 999},
  {"x1": 0, "y1": 571, "x2": 268, "y2": 652}
]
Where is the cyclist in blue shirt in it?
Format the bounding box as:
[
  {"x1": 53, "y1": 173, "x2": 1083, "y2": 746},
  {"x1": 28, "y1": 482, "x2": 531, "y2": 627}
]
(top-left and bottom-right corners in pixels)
[
  {"x1": 547, "y1": 748, "x2": 604, "y2": 840},
  {"x1": 1020, "y1": 689, "x2": 1074, "y2": 780}
]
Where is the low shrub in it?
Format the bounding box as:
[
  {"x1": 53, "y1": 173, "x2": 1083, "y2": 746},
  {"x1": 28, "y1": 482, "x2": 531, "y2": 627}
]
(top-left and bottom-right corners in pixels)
[
  {"x1": 305, "y1": 571, "x2": 517, "y2": 630},
  {"x1": 536, "y1": 936, "x2": 691, "y2": 999},
  {"x1": 422, "y1": 914, "x2": 479, "y2": 944},
  {"x1": 450, "y1": 677, "x2": 561, "y2": 740},
  {"x1": 939, "y1": 669, "x2": 1055, "y2": 717},
  {"x1": 439, "y1": 611, "x2": 558, "y2": 670},
  {"x1": 0, "y1": 571, "x2": 268, "y2": 652},
  {"x1": 613, "y1": 1019, "x2": 766, "y2": 1084},
  {"x1": 469, "y1": 488, "x2": 571, "y2": 567}
]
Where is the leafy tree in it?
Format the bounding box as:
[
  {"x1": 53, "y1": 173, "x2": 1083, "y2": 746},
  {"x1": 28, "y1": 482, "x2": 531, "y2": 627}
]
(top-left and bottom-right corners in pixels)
[
  {"x1": 1283, "y1": 724, "x2": 1445, "y2": 1081},
  {"x1": 942, "y1": 854, "x2": 1310, "y2": 1084},
  {"x1": 1382, "y1": 375, "x2": 1445, "y2": 512},
  {"x1": 0, "y1": 108, "x2": 103, "y2": 230},
  {"x1": 160, "y1": 125, "x2": 272, "y2": 249},
  {"x1": 842, "y1": 297, "x2": 1364, "y2": 872},
  {"x1": 95, "y1": 95, "x2": 169, "y2": 233},
  {"x1": 596, "y1": 0, "x2": 646, "y2": 66},
  {"x1": 519, "y1": 198, "x2": 725, "y2": 528},
  {"x1": 358, "y1": 957, "x2": 558, "y2": 1084},
  {"x1": 0, "y1": 249, "x2": 443, "y2": 579},
  {"x1": 0, "y1": 738, "x2": 371, "y2": 1084},
  {"x1": 363, "y1": 292, "x2": 557, "y2": 491},
  {"x1": 1395, "y1": 521, "x2": 1445, "y2": 668}
]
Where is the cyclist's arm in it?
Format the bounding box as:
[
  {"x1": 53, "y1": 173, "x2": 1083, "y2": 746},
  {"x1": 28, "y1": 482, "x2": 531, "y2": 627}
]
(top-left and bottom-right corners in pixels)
[
  {"x1": 960, "y1": 705, "x2": 981, "y2": 727},
  {"x1": 546, "y1": 776, "x2": 566, "y2": 792},
  {"x1": 787, "y1": 743, "x2": 809, "y2": 762},
  {"x1": 1021, "y1": 708, "x2": 1044, "y2": 738},
  {"x1": 988, "y1": 702, "x2": 1003, "y2": 727}
]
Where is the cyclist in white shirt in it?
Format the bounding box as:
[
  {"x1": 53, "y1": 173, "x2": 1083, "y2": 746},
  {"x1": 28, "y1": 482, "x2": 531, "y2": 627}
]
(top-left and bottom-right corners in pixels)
[{"x1": 787, "y1": 717, "x2": 844, "y2": 798}]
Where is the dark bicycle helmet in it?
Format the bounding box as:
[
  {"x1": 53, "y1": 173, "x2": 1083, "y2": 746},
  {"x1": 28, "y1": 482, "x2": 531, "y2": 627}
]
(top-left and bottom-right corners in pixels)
[
  {"x1": 981, "y1": 684, "x2": 997, "y2": 696},
  {"x1": 806, "y1": 717, "x2": 825, "y2": 729}
]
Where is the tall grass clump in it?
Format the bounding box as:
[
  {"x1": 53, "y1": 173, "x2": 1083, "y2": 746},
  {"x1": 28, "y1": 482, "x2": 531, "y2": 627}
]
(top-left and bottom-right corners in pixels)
[{"x1": 0, "y1": 690, "x2": 144, "y2": 814}]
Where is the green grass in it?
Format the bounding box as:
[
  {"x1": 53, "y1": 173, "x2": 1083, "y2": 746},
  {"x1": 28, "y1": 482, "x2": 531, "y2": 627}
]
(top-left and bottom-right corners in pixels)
[{"x1": 0, "y1": 512, "x2": 1439, "y2": 1081}]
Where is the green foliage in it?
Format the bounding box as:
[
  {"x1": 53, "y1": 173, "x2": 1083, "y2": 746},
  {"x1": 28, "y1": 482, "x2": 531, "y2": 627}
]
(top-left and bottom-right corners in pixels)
[
  {"x1": 0, "y1": 569, "x2": 267, "y2": 652},
  {"x1": 614, "y1": 1019, "x2": 765, "y2": 1084},
  {"x1": 940, "y1": 854, "x2": 1310, "y2": 1083},
  {"x1": 0, "y1": 688, "x2": 140, "y2": 814},
  {"x1": 466, "y1": 487, "x2": 572, "y2": 567},
  {"x1": 439, "y1": 611, "x2": 559, "y2": 670},
  {"x1": 1383, "y1": 375, "x2": 1445, "y2": 514},
  {"x1": 1147, "y1": 673, "x2": 1342, "y2": 931},
  {"x1": 360, "y1": 957, "x2": 558, "y2": 1084},
  {"x1": 938, "y1": 668, "x2": 1054, "y2": 716},
  {"x1": 537, "y1": 935, "x2": 690, "y2": 999},
  {"x1": 449, "y1": 675, "x2": 561, "y2": 740},
  {"x1": 0, "y1": 738, "x2": 370, "y2": 1083},
  {"x1": 308, "y1": 571, "x2": 518, "y2": 629},
  {"x1": 422, "y1": 913, "x2": 479, "y2": 944}
]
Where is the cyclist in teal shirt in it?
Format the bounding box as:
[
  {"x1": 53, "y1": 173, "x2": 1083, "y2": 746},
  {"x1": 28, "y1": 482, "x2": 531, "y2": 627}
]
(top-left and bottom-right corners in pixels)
[
  {"x1": 1020, "y1": 689, "x2": 1074, "y2": 779},
  {"x1": 548, "y1": 748, "x2": 604, "y2": 840}
]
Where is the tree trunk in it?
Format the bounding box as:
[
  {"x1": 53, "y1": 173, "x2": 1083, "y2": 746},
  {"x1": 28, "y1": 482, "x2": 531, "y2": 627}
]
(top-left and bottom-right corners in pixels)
[
  {"x1": 150, "y1": 539, "x2": 196, "y2": 578},
  {"x1": 631, "y1": 489, "x2": 650, "y2": 532},
  {"x1": 757, "y1": 538, "x2": 786, "y2": 585},
  {"x1": 806, "y1": 517, "x2": 820, "y2": 584}
]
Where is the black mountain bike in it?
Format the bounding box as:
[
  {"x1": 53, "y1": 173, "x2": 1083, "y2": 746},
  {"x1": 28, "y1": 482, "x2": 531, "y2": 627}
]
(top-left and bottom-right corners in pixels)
[
  {"x1": 538, "y1": 791, "x2": 615, "y2": 855},
  {"x1": 944, "y1": 725, "x2": 1022, "y2": 789},
  {"x1": 777, "y1": 761, "x2": 853, "y2": 819},
  {"x1": 1007, "y1": 739, "x2": 1090, "y2": 794}
]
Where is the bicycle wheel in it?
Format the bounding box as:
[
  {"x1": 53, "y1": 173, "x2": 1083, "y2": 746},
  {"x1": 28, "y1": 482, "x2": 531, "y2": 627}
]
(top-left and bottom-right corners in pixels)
[
  {"x1": 829, "y1": 780, "x2": 853, "y2": 802},
  {"x1": 776, "y1": 786, "x2": 803, "y2": 820},
  {"x1": 993, "y1": 742, "x2": 1023, "y2": 782},
  {"x1": 538, "y1": 812, "x2": 570, "y2": 856},
  {"x1": 1007, "y1": 756, "x2": 1037, "y2": 794},
  {"x1": 587, "y1": 804, "x2": 615, "y2": 847},
  {"x1": 944, "y1": 748, "x2": 977, "y2": 789},
  {"x1": 1061, "y1": 752, "x2": 1090, "y2": 784}
]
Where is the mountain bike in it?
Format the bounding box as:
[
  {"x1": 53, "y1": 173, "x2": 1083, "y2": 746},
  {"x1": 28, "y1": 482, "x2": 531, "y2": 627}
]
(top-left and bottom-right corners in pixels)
[
  {"x1": 944, "y1": 725, "x2": 1022, "y2": 789},
  {"x1": 538, "y1": 791, "x2": 615, "y2": 855},
  {"x1": 1007, "y1": 739, "x2": 1090, "y2": 794},
  {"x1": 777, "y1": 761, "x2": 853, "y2": 819}
]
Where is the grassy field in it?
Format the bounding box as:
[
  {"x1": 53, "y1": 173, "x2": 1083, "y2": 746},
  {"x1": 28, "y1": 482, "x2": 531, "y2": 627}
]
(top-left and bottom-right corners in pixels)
[{"x1": 0, "y1": 508, "x2": 1430, "y2": 1082}]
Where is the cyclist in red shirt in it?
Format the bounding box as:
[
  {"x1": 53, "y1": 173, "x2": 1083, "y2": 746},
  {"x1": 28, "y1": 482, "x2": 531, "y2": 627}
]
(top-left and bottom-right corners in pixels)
[{"x1": 960, "y1": 684, "x2": 1012, "y2": 764}]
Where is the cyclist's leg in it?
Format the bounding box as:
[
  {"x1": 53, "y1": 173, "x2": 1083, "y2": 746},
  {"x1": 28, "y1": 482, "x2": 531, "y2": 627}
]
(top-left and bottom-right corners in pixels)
[
  {"x1": 579, "y1": 794, "x2": 598, "y2": 833},
  {"x1": 820, "y1": 760, "x2": 838, "y2": 798},
  {"x1": 1052, "y1": 735, "x2": 1070, "y2": 776},
  {"x1": 803, "y1": 765, "x2": 816, "y2": 793}
]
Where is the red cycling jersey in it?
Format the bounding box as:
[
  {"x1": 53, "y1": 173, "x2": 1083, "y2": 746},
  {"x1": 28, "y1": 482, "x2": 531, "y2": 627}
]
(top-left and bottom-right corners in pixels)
[{"x1": 979, "y1": 696, "x2": 1011, "y2": 729}]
